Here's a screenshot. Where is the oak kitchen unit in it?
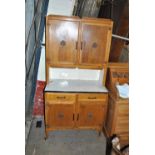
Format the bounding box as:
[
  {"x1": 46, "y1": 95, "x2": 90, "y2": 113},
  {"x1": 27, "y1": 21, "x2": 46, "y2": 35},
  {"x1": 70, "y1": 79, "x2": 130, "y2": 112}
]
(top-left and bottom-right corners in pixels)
[
  {"x1": 105, "y1": 63, "x2": 129, "y2": 146},
  {"x1": 44, "y1": 15, "x2": 113, "y2": 138}
]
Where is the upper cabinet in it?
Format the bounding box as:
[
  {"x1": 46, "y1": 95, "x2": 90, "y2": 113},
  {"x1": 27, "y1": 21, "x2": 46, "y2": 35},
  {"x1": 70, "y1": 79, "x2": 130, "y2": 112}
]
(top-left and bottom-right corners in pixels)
[
  {"x1": 46, "y1": 16, "x2": 80, "y2": 67},
  {"x1": 46, "y1": 15, "x2": 113, "y2": 69},
  {"x1": 79, "y1": 18, "x2": 113, "y2": 68}
]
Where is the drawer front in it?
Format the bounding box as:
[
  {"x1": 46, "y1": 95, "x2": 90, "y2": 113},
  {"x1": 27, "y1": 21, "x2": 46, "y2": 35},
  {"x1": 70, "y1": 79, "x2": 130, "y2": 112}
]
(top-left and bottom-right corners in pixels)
[
  {"x1": 45, "y1": 93, "x2": 76, "y2": 103},
  {"x1": 119, "y1": 133, "x2": 129, "y2": 146},
  {"x1": 115, "y1": 120, "x2": 129, "y2": 133},
  {"x1": 78, "y1": 93, "x2": 108, "y2": 101},
  {"x1": 118, "y1": 103, "x2": 129, "y2": 116},
  {"x1": 115, "y1": 101, "x2": 129, "y2": 134}
]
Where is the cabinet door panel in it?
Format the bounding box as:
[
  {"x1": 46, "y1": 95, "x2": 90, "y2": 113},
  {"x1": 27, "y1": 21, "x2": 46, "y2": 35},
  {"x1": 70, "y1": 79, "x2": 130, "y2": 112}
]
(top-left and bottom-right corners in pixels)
[
  {"x1": 77, "y1": 102, "x2": 106, "y2": 127},
  {"x1": 45, "y1": 104, "x2": 75, "y2": 128},
  {"x1": 46, "y1": 20, "x2": 79, "y2": 66},
  {"x1": 79, "y1": 23, "x2": 111, "y2": 67}
]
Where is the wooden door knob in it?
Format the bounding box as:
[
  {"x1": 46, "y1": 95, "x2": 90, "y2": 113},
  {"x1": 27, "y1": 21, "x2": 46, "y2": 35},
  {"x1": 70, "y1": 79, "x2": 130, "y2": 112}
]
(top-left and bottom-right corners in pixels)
[
  {"x1": 92, "y1": 42, "x2": 98, "y2": 48},
  {"x1": 60, "y1": 40, "x2": 66, "y2": 46},
  {"x1": 87, "y1": 112, "x2": 93, "y2": 119},
  {"x1": 58, "y1": 113, "x2": 64, "y2": 119}
]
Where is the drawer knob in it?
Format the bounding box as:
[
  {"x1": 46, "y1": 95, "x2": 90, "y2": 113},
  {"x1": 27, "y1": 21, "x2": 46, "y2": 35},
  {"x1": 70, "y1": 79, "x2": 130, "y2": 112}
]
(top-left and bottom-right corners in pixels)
[
  {"x1": 60, "y1": 40, "x2": 66, "y2": 46},
  {"x1": 57, "y1": 96, "x2": 66, "y2": 99},
  {"x1": 92, "y1": 42, "x2": 97, "y2": 48},
  {"x1": 88, "y1": 97, "x2": 96, "y2": 99},
  {"x1": 58, "y1": 113, "x2": 64, "y2": 119}
]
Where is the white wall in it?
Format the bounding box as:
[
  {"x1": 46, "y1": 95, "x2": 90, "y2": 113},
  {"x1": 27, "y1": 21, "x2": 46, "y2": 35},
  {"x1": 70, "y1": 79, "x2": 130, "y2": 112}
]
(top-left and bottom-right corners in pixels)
[{"x1": 47, "y1": 0, "x2": 75, "y2": 16}]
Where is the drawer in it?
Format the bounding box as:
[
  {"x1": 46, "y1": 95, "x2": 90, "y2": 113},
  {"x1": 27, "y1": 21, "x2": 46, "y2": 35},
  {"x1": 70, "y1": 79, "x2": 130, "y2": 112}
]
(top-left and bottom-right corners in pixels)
[
  {"x1": 78, "y1": 93, "x2": 107, "y2": 101},
  {"x1": 115, "y1": 122, "x2": 129, "y2": 133},
  {"x1": 118, "y1": 104, "x2": 129, "y2": 116},
  {"x1": 117, "y1": 116, "x2": 129, "y2": 125},
  {"x1": 119, "y1": 133, "x2": 129, "y2": 145},
  {"x1": 45, "y1": 93, "x2": 76, "y2": 103}
]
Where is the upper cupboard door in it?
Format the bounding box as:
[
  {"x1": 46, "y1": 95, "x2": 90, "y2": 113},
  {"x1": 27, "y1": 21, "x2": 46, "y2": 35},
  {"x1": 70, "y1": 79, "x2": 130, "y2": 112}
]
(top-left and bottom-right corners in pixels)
[
  {"x1": 79, "y1": 19, "x2": 113, "y2": 68},
  {"x1": 46, "y1": 18, "x2": 79, "y2": 67}
]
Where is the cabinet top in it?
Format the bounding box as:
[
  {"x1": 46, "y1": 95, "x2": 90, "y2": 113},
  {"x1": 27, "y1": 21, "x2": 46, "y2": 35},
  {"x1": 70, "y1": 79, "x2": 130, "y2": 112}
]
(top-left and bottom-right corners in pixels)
[
  {"x1": 44, "y1": 79, "x2": 108, "y2": 93},
  {"x1": 46, "y1": 15, "x2": 81, "y2": 21},
  {"x1": 46, "y1": 15, "x2": 113, "y2": 26}
]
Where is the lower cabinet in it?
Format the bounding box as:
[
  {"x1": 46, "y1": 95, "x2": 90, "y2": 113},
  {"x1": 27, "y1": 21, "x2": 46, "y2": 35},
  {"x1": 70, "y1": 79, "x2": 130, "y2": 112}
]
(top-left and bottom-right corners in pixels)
[
  {"x1": 45, "y1": 104, "x2": 75, "y2": 128},
  {"x1": 77, "y1": 94, "x2": 107, "y2": 129},
  {"x1": 77, "y1": 104, "x2": 105, "y2": 127},
  {"x1": 44, "y1": 92, "x2": 108, "y2": 137},
  {"x1": 45, "y1": 93, "x2": 76, "y2": 129}
]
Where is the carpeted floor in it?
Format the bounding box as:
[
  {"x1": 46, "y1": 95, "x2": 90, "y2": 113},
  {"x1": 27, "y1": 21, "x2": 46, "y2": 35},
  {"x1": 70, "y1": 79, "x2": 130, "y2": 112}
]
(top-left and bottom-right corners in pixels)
[{"x1": 26, "y1": 117, "x2": 107, "y2": 155}]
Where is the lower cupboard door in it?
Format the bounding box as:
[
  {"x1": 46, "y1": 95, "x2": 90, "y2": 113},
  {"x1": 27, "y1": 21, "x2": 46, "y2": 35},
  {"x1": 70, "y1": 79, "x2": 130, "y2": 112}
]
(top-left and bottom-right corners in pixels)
[
  {"x1": 77, "y1": 103, "x2": 105, "y2": 128},
  {"x1": 45, "y1": 104, "x2": 75, "y2": 128}
]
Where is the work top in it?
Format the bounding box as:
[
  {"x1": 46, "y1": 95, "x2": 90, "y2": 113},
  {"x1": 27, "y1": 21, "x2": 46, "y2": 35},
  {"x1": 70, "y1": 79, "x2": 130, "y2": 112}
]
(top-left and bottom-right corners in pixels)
[{"x1": 44, "y1": 79, "x2": 108, "y2": 93}]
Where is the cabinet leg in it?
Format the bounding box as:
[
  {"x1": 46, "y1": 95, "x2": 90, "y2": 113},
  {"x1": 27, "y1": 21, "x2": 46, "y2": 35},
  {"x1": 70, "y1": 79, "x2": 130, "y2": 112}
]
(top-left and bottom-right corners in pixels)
[
  {"x1": 98, "y1": 131, "x2": 101, "y2": 136},
  {"x1": 98, "y1": 128, "x2": 102, "y2": 136},
  {"x1": 44, "y1": 129, "x2": 48, "y2": 140}
]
